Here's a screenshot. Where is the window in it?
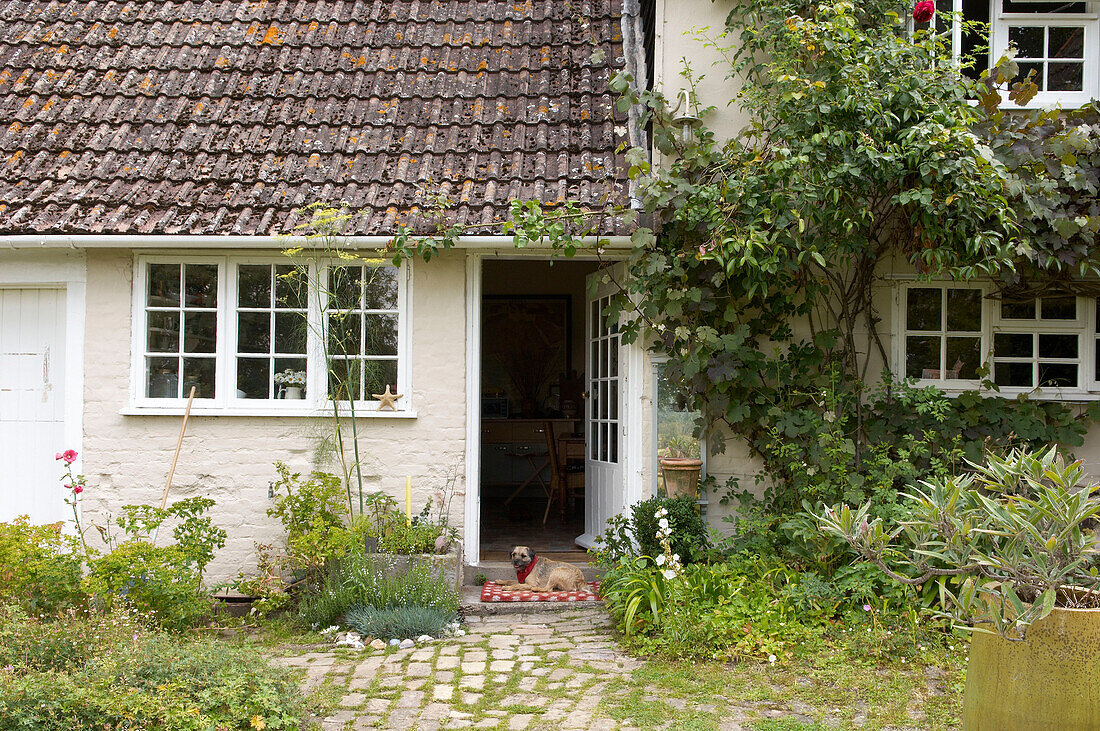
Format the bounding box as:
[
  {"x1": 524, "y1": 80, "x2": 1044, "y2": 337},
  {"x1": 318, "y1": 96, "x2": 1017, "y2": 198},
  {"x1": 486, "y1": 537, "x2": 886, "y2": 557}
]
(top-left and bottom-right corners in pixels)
[
  {"x1": 903, "y1": 286, "x2": 985, "y2": 382},
  {"x1": 931, "y1": 0, "x2": 1099, "y2": 107},
  {"x1": 993, "y1": 295, "x2": 1083, "y2": 389},
  {"x1": 133, "y1": 256, "x2": 409, "y2": 412},
  {"x1": 897, "y1": 284, "x2": 1100, "y2": 397}
]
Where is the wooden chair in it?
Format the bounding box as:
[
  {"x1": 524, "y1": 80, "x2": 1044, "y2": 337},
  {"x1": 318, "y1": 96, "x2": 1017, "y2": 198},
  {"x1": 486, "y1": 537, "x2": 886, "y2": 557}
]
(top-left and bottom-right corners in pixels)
[{"x1": 547, "y1": 424, "x2": 585, "y2": 523}]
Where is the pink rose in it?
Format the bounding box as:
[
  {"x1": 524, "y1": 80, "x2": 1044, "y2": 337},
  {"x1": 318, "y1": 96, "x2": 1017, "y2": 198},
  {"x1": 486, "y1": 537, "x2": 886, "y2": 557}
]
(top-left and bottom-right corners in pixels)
[
  {"x1": 73, "y1": 485, "x2": 83, "y2": 495},
  {"x1": 55, "y1": 449, "x2": 78, "y2": 464},
  {"x1": 913, "y1": 1, "x2": 935, "y2": 23}
]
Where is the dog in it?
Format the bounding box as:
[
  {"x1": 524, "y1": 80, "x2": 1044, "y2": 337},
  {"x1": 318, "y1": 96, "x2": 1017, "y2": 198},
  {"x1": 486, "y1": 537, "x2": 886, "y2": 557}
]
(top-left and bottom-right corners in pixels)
[{"x1": 497, "y1": 545, "x2": 587, "y2": 592}]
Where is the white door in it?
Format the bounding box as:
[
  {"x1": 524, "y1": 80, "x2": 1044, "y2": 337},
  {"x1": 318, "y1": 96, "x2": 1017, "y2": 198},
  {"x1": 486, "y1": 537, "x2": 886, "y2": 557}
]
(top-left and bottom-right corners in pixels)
[
  {"x1": 0, "y1": 288, "x2": 67, "y2": 524},
  {"x1": 577, "y1": 275, "x2": 625, "y2": 548}
]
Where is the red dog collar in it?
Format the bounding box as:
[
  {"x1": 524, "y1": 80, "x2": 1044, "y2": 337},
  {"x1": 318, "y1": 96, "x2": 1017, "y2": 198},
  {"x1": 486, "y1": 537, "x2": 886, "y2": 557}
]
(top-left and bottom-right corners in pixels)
[{"x1": 515, "y1": 555, "x2": 538, "y2": 582}]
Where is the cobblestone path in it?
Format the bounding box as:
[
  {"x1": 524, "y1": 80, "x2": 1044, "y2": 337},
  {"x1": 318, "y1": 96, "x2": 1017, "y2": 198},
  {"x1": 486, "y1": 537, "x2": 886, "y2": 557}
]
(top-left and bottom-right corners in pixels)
[{"x1": 277, "y1": 608, "x2": 648, "y2": 730}]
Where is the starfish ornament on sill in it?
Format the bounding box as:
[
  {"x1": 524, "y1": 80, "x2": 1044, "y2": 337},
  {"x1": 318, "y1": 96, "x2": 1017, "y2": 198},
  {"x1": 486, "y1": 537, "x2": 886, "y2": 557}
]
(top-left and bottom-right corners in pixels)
[{"x1": 372, "y1": 385, "x2": 402, "y2": 411}]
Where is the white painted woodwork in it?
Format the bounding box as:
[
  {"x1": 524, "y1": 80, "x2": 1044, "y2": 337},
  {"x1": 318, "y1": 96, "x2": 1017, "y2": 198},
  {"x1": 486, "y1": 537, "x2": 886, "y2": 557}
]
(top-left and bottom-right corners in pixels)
[
  {"x1": 577, "y1": 272, "x2": 626, "y2": 548},
  {"x1": 0, "y1": 288, "x2": 67, "y2": 524}
]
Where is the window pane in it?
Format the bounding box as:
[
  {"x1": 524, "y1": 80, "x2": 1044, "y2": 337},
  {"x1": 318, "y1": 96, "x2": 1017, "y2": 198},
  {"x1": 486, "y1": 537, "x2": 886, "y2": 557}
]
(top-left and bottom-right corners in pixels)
[
  {"x1": 328, "y1": 313, "x2": 362, "y2": 355},
  {"x1": 328, "y1": 360, "x2": 361, "y2": 400},
  {"x1": 275, "y1": 265, "x2": 307, "y2": 309},
  {"x1": 238, "y1": 312, "x2": 270, "y2": 353},
  {"x1": 147, "y1": 356, "x2": 179, "y2": 397},
  {"x1": 1039, "y1": 333, "x2": 1077, "y2": 358},
  {"x1": 1041, "y1": 296, "x2": 1077, "y2": 320},
  {"x1": 1047, "y1": 62, "x2": 1084, "y2": 91},
  {"x1": 906, "y1": 336, "x2": 941, "y2": 378},
  {"x1": 238, "y1": 265, "x2": 270, "y2": 308},
  {"x1": 274, "y1": 311, "x2": 307, "y2": 354},
  {"x1": 182, "y1": 357, "x2": 216, "y2": 398},
  {"x1": 1009, "y1": 26, "x2": 1044, "y2": 58},
  {"x1": 609, "y1": 381, "x2": 618, "y2": 420},
  {"x1": 274, "y1": 358, "x2": 307, "y2": 398},
  {"x1": 1049, "y1": 26, "x2": 1084, "y2": 58},
  {"x1": 184, "y1": 264, "x2": 218, "y2": 308},
  {"x1": 907, "y1": 289, "x2": 941, "y2": 331},
  {"x1": 995, "y1": 361, "x2": 1033, "y2": 387},
  {"x1": 183, "y1": 312, "x2": 217, "y2": 353},
  {"x1": 147, "y1": 311, "x2": 180, "y2": 353},
  {"x1": 330, "y1": 266, "x2": 361, "y2": 309},
  {"x1": 1095, "y1": 339, "x2": 1100, "y2": 381},
  {"x1": 363, "y1": 359, "x2": 398, "y2": 398},
  {"x1": 600, "y1": 382, "x2": 608, "y2": 420},
  {"x1": 148, "y1": 264, "x2": 181, "y2": 306},
  {"x1": 363, "y1": 266, "x2": 399, "y2": 310},
  {"x1": 1017, "y1": 62, "x2": 1044, "y2": 89},
  {"x1": 600, "y1": 422, "x2": 609, "y2": 461},
  {"x1": 947, "y1": 289, "x2": 982, "y2": 331},
  {"x1": 363, "y1": 314, "x2": 398, "y2": 355},
  {"x1": 237, "y1": 358, "x2": 270, "y2": 399},
  {"x1": 1001, "y1": 299, "x2": 1036, "y2": 319},
  {"x1": 995, "y1": 332, "x2": 1032, "y2": 358},
  {"x1": 946, "y1": 336, "x2": 981, "y2": 379},
  {"x1": 610, "y1": 338, "x2": 619, "y2": 377},
  {"x1": 1039, "y1": 363, "x2": 1077, "y2": 387},
  {"x1": 609, "y1": 427, "x2": 618, "y2": 463}
]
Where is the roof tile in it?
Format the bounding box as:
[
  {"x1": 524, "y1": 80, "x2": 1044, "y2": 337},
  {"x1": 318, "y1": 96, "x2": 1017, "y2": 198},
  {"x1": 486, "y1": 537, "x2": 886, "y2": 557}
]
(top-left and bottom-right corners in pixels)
[{"x1": 0, "y1": 0, "x2": 629, "y2": 235}]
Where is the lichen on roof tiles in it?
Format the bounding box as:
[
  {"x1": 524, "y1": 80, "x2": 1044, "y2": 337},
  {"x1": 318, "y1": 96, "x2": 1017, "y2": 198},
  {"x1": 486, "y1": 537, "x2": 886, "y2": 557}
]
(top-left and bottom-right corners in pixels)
[{"x1": 0, "y1": 0, "x2": 629, "y2": 236}]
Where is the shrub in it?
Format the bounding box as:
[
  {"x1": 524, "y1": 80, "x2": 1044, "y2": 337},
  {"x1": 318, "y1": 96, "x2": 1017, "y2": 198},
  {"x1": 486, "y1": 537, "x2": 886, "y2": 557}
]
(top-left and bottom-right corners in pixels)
[
  {"x1": 269, "y1": 462, "x2": 356, "y2": 583},
  {"x1": 631, "y1": 495, "x2": 709, "y2": 564},
  {"x1": 84, "y1": 541, "x2": 214, "y2": 631},
  {"x1": 0, "y1": 517, "x2": 85, "y2": 614},
  {"x1": 84, "y1": 496, "x2": 226, "y2": 631},
  {"x1": 344, "y1": 605, "x2": 458, "y2": 639},
  {"x1": 0, "y1": 605, "x2": 310, "y2": 729}
]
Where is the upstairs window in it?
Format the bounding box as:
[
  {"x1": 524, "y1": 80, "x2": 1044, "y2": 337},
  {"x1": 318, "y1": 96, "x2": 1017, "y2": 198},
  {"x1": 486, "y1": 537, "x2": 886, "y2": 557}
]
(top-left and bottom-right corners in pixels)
[{"x1": 929, "y1": 0, "x2": 1099, "y2": 107}]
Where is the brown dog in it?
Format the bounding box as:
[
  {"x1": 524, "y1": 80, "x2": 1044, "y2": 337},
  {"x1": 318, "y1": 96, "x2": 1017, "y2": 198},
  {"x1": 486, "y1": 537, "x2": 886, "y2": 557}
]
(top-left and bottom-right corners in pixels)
[{"x1": 497, "y1": 546, "x2": 587, "y2": 592}]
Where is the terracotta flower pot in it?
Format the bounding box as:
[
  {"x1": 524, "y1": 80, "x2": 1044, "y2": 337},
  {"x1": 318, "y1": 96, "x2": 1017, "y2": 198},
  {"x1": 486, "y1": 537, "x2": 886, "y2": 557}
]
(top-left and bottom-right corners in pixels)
[
  {"x1": 962, "y1": 605, "x2": 1100, "y2": 730},
  {"x1": 659, "y1": 458, "x2": 702, "y2": 499}
]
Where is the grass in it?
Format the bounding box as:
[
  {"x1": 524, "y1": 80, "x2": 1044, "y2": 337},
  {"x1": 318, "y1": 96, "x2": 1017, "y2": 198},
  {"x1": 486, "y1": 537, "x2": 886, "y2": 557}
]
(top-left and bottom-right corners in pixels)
[{"x1": 598, "y1": 622, "x2": 968, "y2": 731}]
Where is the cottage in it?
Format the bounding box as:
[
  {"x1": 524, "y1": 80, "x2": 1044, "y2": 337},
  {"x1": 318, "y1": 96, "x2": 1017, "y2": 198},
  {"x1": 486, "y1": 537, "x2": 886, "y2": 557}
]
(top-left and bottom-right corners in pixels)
[{"x1": 0, "y1": 0, "x2": 668, "y2": 583}]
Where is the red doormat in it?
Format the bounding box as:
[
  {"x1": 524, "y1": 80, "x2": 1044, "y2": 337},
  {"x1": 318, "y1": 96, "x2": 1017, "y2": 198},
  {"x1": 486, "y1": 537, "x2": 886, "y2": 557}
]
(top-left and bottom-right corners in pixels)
[{"x1": 479, "y1": 580, "x2": 602, "y2": 602}]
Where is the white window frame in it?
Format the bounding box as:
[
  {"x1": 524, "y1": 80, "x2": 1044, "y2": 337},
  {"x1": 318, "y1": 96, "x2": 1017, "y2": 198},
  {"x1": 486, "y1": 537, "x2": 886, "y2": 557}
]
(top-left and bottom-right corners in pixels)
[
  {"x1": 991, "y1": 293, "x2": 1090, "y2": 396},
  {"x1": 895, "y1": 282, "x2": 992, "y2": 391},
  {"x1": 933, "y1": 0, "x2": 1100, "y2": 108},
  {"x1": 128, "y1": 253, "x2": 414, "y2": 417},
  {"x1": 893, "y1": 281, "x2": 1100, "y2": 400},
  {"x1": 991, "y1": 2, "x2": 1099, "y2": 108}
]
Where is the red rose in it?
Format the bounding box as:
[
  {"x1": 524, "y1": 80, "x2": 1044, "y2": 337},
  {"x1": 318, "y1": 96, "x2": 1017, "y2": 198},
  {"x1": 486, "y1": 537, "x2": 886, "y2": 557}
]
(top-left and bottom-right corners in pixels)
[{"x1": 913, "y1": 1, "x2": 935, "y2": 23}]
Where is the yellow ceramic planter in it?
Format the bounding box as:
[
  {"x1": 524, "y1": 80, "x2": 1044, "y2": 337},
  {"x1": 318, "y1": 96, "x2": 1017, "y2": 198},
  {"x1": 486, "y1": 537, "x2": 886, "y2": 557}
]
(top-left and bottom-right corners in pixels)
[{"x1": 962, "y1": 606, "x2": 1100, "y2": 730}]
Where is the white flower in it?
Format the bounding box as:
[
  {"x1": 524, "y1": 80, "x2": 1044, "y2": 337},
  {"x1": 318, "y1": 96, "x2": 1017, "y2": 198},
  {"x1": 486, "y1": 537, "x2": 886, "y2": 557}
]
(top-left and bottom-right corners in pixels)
[
  {"x1": 768, "y1": 654, "x2": 777, "y2": 664},
  {"x1": 662, "y1": 569, "x2": 677, "y2": 580},
  {"x1": 672, "y1": 554, "x2": 680, "y2": 563},
  {"x1": 658, "y1": 518, "x2": 669, "y2": 530},
  {"x1": 656, "y1": 554, "x2": 667, "y2": 566}
]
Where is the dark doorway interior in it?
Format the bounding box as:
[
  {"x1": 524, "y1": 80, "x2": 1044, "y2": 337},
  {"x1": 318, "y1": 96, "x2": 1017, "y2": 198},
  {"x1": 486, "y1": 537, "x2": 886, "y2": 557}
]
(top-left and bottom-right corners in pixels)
[{"x1": 479, "y1": 259, "x2": 599, "y2": 562}]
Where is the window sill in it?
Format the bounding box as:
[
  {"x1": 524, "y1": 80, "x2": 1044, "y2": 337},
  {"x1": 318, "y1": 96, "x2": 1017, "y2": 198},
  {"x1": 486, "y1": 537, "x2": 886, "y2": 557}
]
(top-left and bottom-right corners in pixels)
[
  {"x1": 119, "y1": 405, "x2": 418, "y2": 418},
  {"x1": 910, "y1": 381, "x2": 1100, "y2": 402}
]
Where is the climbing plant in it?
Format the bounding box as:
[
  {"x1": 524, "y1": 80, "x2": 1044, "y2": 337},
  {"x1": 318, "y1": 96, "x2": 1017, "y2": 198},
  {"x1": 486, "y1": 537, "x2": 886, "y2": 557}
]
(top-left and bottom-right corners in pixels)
[{"x1": 371, "y1": 0, "x2": 1100, "y2": 534}]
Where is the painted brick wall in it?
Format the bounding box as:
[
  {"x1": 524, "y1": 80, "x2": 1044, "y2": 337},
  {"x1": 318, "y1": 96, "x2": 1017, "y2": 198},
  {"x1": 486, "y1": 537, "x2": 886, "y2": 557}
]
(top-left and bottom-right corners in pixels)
[{"x1": 81, "y1": 249, "x2": 468, "y2": 586}]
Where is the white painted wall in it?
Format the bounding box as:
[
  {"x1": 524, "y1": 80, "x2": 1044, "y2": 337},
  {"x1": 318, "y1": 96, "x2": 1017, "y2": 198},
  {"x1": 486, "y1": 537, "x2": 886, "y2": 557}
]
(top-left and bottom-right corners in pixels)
[{"x1": 80, "y1": 249, "x2": 468, "y2": 585}]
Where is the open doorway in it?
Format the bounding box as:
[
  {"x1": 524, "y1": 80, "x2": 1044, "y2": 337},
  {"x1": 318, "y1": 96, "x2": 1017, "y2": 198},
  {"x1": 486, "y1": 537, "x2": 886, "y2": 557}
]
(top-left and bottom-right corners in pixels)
[{"x1": 478, "y1": 258, "x2": 601, "y2": 562}]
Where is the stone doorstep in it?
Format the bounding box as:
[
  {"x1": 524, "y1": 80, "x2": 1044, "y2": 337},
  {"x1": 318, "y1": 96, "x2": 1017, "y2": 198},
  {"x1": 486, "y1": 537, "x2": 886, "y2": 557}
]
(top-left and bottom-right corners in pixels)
[{"x1": 460, "y1": 587, "x2": 605, "y2": 616}]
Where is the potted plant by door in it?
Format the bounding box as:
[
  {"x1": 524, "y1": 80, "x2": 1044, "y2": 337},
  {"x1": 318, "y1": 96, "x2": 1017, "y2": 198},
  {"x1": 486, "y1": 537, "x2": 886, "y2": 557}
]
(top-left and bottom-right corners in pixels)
[
  {"x1": 659, "y1": 435, "x2": 702, "y2": 499},
  {"x1": 815, "y1": 447, "x2": 1100, "y2": 731}
]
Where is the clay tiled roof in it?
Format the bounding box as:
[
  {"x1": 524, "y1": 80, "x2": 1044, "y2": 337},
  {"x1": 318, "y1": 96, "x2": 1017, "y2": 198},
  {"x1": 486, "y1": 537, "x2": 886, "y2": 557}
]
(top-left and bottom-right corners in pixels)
[{"x1": 0, "y1": 1, "x2": 629, "y2": 236}]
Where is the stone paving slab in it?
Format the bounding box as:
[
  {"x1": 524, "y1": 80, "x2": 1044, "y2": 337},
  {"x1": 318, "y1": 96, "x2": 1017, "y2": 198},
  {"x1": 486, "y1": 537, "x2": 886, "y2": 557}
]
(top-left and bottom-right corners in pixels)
[{"x1": 279, "y1": 608, "x2": 852, "y2": 730}]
